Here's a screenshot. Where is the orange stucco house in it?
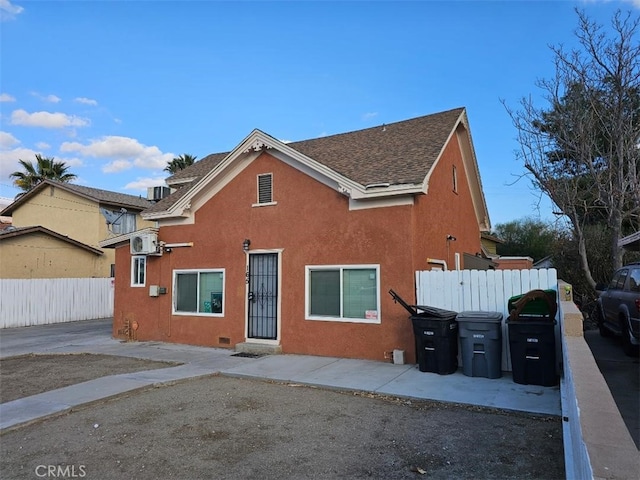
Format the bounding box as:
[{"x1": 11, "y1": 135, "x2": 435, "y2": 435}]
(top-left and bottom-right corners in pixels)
[{"x1": 101, "y1": 107, "x2": 493, "y2": 363}]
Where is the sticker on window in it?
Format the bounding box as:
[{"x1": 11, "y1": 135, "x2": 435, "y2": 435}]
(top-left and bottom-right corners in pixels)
[{"x1": 365, "y1": 310, "x2": 378, "y2": 320}]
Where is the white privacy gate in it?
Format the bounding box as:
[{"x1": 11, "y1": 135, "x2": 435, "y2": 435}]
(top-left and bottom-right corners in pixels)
[{"x1": 415, "y1": 268, "x2": 559, "y2": 371}]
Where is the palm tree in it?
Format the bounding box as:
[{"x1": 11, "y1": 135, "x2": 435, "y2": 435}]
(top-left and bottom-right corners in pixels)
[
  {"x1": 10, "y1": 154, "x2": 77, "y2": 194},
  {"x1": 164, "y1": 154, "x2": 197, "y2": 174}
]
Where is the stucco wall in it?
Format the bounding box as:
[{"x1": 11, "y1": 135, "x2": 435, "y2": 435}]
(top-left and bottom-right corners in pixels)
[
  {"x1": 0, "y1": 234, "x2": 103, "y2": 278},
  {"x1": 13, "y1": 185, "x2": 104, "y2": 245},
  {"x1": 412, "y1": 134, "x2": 482, "y2": 272},
  {"x1": 113, "y1": 140, "x2": 483, "y2": 362}
]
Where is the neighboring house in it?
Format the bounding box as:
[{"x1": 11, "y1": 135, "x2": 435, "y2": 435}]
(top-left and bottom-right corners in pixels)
[
  {"x1": 619, "y1": 231, "x2": 640, "y2": 252},
  {"x1": 480, "y1": 232, "x2": 503, "y2": 257},
  {"x1": 533, "y1": 255, "x2": 554, "y2": 269},
  {"x1": 494, "y1": 256, "x2": 534, "y2": 270},
  {"x1": 101, "y1": 107, "x2": 493, "y2": 363},
  {"x1": 0, "y1": 197, "x2": 11, "y2": 231},
  {"x1": 0, "y1": 226, "x2": 104, "y2": 278},
  {"x1": 0, "y1": 180, "x2": 155, "y2": 278}
]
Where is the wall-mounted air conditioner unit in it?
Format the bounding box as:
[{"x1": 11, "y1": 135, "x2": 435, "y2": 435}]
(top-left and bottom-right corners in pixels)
[
  {"x1": 147, "y1": 186, "x2": 171, "y2": 201},
  {"x1": 130, "y1": 233, "x2": 158, "y2": 255}
]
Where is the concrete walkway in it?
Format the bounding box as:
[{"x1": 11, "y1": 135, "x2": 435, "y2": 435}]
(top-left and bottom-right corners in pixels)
[{"x1": 0, "y1": 319, "x2": 561, "y2": 432}]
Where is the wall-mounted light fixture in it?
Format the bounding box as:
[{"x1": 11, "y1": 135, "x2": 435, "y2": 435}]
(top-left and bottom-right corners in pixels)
[
  {"x1": 446, "y1": 234, "x2": 457, "y2": 241},
  {"x1": 243, "y1": 239, "x2": 251, "y2": 252}
]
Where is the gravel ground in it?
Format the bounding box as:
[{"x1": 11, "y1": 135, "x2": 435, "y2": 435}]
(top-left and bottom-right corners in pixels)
[{"x1": 0, "y1": 355, "x2": 564, "y2": 480}]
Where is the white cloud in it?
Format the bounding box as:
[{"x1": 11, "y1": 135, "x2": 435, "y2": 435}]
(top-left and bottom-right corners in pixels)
[
  {"x1": 0, "y1": 146, "x2": 38, "y2": 180},
  {"x1": 362, "y1": 112, "x2": 378, "y2": 121},
  {"x1": 74, "y1": 97, "x2": 98, "y2": 106},
  {"x1": 0, "y1": 93, "x2": 16, "y2": 102},
  {"x1": 124, "y1": 177, "x2": 168, "y2": 192},
  {"x1": 0, "y1": 0, "x2": 24, "y2": 22},
  {"x1": 56, "y1": 155, "x2": 84, "y2": 168},
  {"x1": 0, "y1": 131, "x2": 20, "y2": 148},
  {"x1": 60, "y1": 135, "x2": 174, "y2": 172},
  {"x1": 35, "y1": 141, "x2": 50, "y2": 150},
  {"x1": 10, "y1": 109, "x2": 90, "y2": 128},
  {"x1": 30, "y1": 92, "x2": 61, "y2": 103},
  {"x1": 621, "y1": 0, "x2": 640, "y2": 8},
  {"x1": 101, "y1": 159, "x2": 132, "y2": 173}
]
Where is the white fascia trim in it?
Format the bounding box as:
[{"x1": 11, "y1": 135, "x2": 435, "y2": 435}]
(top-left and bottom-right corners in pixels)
[
  {"x1": 268, "y1": 147, "x2": 424, "y2": 201},
  {"x1": 422, "y1": 109, "x2": 466, "y2": 188},
  {"x1": 456, "y1": 122, "x2": 491, "y2": 231},
  {"x1": 99, "y1": 227, "x2": 159, "y2": 248},
  {"x1": 166, "y1": 177, "x2": 196, "y2": 187},
  {"x1": 348, "y1": 195, "x2": 415, "y2": 211}
]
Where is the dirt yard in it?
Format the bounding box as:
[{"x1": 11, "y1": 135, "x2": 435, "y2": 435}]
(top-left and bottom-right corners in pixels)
[
  {"x1": 0, "y1": 354, "x2": 565, "y2": 480},
  {"x1": 0, "y1": 353, "x2": 177, "y2": 403}
]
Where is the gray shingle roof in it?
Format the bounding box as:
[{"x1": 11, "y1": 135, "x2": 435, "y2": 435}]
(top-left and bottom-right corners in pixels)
[
  {"x1": 152, "y1": 107, "x2": 466, "y2": 215},
  {"x1": 1, "y1": 179, "x2": 153, "y2": 216},
  {"x1": 288, "y1": 108, "x2": 464, "y2": 186}
]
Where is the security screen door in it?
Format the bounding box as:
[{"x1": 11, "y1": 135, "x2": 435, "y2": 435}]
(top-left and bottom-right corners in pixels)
[{"x1": 247, "y1": 253, "x2": 278, "y2": 340}]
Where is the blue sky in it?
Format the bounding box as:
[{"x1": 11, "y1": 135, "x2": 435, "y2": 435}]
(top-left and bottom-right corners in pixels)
[{"x1": 0, "y1": 0, "x2": 637, "y2": 226}]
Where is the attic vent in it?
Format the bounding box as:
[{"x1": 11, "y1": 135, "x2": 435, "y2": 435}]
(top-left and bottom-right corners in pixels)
[{"x1": 257, "y1": 174, "x2": 273, "y2": 204}]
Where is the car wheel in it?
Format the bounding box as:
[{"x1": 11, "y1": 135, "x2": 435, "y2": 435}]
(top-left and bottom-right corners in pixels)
[
  {"x1": 595, "y1": 308, "x2": 613, "y2": 337},
  {"x1": 621, "y1": 321, "x2": 639, "y2": 357}
]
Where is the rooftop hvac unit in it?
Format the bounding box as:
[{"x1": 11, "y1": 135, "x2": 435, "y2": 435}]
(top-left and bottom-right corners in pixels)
[
  {"x1": 130, "y1": 233, "x2": 158, "y2": 255},
  {"x1": 147, "y1": 186, "x2": 170, "y2": 201}
]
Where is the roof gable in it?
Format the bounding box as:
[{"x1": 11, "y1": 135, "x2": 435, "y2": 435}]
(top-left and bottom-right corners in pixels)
[
  {"x1": 0, "y1": 180, "x2": 153, "y2": 216},
  {"x1": 0, "y1": 225, "x2": 104, "y2": 255},
  {"x1": 144, "y1": 107, "x2": 490, "y2": 230}
]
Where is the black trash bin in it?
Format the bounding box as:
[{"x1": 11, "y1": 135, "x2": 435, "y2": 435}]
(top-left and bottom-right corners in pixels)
[
  {"x1": 389, "y1": 290, "x2": 458, "y2": 375},
  {"x1": 507, "y1": 289, "x2": 558, "y2": 386},
  {"x1": 456, "y1": 311, "x2": 503, "y2": 379}
]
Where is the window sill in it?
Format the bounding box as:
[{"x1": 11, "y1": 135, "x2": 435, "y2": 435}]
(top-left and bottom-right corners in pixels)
[
  {"x1": 172, "y1": 312, "x2": 224, "y2": 317},
  {"x1": 251, "y1": 201, "x2": 278, "y2": 208},
  {"x1": 306, "y1": 316, "x2": 381, "y2": 325}
]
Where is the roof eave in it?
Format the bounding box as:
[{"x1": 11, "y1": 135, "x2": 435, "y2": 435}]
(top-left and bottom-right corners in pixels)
[{"x1": 99, "y1": 227, "x2": 159, "y2": 248}]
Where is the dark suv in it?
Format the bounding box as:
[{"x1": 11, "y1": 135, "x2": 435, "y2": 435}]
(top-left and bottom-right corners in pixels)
[{"x1": 596, "y1": 262, "x2": 640, "y2": 356}]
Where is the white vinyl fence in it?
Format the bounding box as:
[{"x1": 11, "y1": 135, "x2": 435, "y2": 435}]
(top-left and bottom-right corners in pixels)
[
  {"x1": 0, "y1": 278, "x2": 114, "y2": 328},
  {"x1": 415, "y1": 268, "x2": 559, "y2": 371}
]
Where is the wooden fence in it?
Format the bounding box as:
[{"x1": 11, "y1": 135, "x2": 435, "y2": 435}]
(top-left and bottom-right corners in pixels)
[
  {"x1": 0, "y1": 278, "x2": 114, "y2": 328},
  {"x1": 415, "y1": 268, "x2": 559, "y2": 371}
]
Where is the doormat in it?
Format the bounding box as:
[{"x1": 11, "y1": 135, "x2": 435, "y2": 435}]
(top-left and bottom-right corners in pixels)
[{"x1": 231, "y1": 352, "x2": 265, "y2": 358}]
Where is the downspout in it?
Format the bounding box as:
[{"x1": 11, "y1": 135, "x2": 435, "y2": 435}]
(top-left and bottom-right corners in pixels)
[{"x1": 426, "y1": 258, "x2": 448, "y2": 270}]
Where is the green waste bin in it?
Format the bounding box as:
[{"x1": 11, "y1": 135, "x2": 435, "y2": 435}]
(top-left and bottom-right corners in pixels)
[{"x1": 507, "y1": 289, "x2": 558, "y2": 386}]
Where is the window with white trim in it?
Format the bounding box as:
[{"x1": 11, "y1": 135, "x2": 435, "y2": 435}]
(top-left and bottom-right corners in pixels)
[
  {"x1": 173, "y1": 269, "x2": 225, "y2": 316},
  {"x1": 306, "y1": 265, "x2": 380, "y2": 323},
  {"x1": 131, "y1": 256, "x2": 146, "y2": 287}
]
